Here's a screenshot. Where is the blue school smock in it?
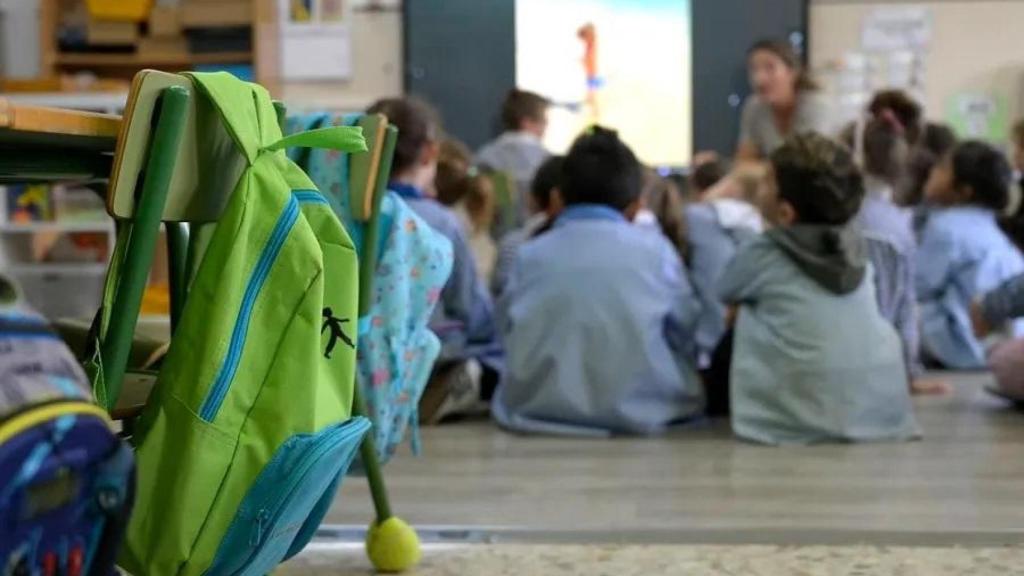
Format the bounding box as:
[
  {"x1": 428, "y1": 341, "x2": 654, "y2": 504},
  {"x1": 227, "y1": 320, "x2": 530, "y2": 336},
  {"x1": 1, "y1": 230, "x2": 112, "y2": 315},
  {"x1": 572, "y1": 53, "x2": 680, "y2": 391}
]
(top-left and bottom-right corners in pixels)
[
  {"x1": 392, "y1": 183, "x2": 502, "y2": 369},
  {"x1": 685, "y1": 200, "x2": 761, "y2": 366},
  {"x1": 914, "y1": 206, "x2": 1024, "y2": 369},
  {"x1": 855, "y1": 183, "x2": 923, "y2": 377},
  {"x1": 492, "y1": 204, "x2": 705, "y2": 436},
  {"x1": 719, "y1": 235, "x2": 918, "y2": 445}
]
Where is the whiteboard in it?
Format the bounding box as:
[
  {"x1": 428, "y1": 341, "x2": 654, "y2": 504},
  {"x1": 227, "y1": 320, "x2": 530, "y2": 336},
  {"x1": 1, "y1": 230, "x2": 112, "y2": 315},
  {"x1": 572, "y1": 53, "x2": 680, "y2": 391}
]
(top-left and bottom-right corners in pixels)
[{"x1": 810, "y1": 0, "x2": 1024, "y2": 142}]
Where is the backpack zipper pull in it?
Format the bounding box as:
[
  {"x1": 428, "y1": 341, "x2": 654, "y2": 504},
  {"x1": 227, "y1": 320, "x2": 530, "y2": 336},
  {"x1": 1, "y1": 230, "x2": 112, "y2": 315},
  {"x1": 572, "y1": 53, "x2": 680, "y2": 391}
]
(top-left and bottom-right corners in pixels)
[{"x1": 251, "y1": 509, "x2": 268, "y2": 546}]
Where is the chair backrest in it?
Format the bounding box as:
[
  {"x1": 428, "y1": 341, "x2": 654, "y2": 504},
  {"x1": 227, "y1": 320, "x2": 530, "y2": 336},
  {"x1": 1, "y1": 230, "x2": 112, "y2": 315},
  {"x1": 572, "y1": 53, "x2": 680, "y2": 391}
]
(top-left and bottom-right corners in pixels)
[
  {"x1": 348, "y1": 115, "x2": 388, "y2": 223},
  {"x1": 485, "y1": 169, "x2": 518, "y2": 236},
  {"x1": 357, "y1": 125, "x2": 398, "y2": 315},
  {"x1": 109, "y1": 70, "x2": 247, "y2": 223}
]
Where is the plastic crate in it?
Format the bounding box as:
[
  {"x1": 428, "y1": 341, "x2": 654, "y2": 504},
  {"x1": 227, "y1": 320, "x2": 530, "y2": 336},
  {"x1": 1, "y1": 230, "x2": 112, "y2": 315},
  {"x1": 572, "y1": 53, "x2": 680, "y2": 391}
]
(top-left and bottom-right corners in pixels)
[{"x1": 86, "y1": 0, "x2": 153, "y2": 22}]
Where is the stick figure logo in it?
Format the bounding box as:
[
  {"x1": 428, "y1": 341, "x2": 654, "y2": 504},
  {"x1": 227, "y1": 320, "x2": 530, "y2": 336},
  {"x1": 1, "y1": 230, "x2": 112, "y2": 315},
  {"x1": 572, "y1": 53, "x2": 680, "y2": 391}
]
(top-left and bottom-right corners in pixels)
[{"x1": 321, "y1": 307, "x2": 354, "y2": 359}]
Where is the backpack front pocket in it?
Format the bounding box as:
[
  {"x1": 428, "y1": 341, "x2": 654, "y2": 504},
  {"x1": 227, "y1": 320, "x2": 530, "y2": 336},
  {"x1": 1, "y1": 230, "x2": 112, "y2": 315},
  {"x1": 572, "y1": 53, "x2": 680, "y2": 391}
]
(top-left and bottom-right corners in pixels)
[{"x1": 204, "y1": 417, "x2": 370, "y2": 576}]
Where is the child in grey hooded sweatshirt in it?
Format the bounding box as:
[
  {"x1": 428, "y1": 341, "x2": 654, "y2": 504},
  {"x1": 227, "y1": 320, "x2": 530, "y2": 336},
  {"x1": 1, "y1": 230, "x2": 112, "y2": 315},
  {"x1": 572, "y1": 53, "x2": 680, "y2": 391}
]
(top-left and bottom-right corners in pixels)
[{"x1": 719, "y1": 132, "x2": 918, "y2": 445}]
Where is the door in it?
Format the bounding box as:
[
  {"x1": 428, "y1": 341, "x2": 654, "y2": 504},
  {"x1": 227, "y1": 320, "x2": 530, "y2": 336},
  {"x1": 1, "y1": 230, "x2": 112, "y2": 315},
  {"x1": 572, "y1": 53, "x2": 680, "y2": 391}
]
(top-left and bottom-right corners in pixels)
[
  {"x1": 404, "y1": 0, "x2": 516, "y2": 150},
  {"x1": 692, "y1": 0, "x2": 807, "y2": 157}
]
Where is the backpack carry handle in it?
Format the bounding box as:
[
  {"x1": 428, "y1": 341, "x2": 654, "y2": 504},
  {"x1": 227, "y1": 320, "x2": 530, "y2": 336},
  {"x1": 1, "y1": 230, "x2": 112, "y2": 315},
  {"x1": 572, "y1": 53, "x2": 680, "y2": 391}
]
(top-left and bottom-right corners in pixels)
[{"x1": 263, "y1": 126, "x2": 367, "y2": 155}]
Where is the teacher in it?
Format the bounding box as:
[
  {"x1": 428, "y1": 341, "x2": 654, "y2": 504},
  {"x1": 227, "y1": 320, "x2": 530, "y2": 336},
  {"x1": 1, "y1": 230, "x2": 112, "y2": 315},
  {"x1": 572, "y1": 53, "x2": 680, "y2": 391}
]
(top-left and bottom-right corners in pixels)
[{"x1": 736, "y1": 39, "x2": 832, "y2": 161}]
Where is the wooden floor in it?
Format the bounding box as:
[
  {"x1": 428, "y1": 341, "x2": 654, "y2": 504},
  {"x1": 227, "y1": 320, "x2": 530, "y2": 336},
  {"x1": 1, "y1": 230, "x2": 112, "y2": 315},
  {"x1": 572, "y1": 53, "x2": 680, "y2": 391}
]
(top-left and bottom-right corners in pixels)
[{"x1": 330, "y1": 373, "x2": 1024, "y2": 546}]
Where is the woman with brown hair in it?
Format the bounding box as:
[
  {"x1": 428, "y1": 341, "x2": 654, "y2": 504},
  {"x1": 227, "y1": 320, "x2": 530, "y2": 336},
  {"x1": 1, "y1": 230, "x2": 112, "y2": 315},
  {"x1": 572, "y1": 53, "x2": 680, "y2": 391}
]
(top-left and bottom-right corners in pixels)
[{"x1": 736, "y1": 39, "x2": 833, "y2": 161}]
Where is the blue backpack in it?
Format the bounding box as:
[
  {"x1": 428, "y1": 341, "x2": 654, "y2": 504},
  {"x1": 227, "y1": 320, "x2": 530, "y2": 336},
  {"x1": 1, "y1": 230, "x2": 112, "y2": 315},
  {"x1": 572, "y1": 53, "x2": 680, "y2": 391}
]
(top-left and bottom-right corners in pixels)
[{"x1": 0, "y1": 275, "x2": 134, "y2": 576}]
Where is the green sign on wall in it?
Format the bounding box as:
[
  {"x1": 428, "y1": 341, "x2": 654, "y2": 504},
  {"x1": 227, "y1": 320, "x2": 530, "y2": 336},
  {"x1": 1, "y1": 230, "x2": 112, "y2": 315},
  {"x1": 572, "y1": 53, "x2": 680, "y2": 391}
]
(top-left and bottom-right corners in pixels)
[{"x1": 947, "y1": 93, "x2": 1009, "y2": 143}]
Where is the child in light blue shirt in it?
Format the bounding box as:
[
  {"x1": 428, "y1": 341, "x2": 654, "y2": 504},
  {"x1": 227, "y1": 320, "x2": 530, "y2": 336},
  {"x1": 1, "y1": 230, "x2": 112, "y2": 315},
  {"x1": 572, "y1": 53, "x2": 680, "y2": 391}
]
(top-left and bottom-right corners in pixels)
[
  {"x1": 367, "y1": 97, "x2": 501, "y2": 422},
  {"x1": 493, "y1": 127, "x2": 704, "y2": 436},
  {"x1": 915, "y1": 141, "x2": 1024, "y2": 369},
  {"x1": 851, "y1": 111, "x2": 947, "y2": 394}
]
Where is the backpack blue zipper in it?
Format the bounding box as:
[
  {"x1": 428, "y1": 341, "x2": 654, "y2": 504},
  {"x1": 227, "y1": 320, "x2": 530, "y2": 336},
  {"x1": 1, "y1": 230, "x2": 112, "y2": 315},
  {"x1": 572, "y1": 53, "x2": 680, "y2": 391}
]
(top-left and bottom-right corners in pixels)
[
  {"x1": 213, "y1": 418, "x2": 370, "y2": 576},
  {"x1": 199, "y1": 196, "x2": 300, "y2": 422},
  {"x1": 292, "y1": 190, "x2": 328, "y2": 205}
]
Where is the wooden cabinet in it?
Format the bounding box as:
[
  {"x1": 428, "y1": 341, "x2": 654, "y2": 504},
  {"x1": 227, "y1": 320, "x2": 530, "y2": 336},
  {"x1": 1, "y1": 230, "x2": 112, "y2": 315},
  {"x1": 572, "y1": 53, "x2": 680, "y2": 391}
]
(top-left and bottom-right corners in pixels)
[{"x1": 37, "y1": 0, "x2": 280, "y2": 92}]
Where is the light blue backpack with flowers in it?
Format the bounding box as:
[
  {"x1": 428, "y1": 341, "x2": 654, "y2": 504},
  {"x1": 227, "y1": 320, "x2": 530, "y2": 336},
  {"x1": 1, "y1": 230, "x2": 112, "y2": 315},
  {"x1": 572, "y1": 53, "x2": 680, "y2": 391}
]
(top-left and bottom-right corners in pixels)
[{"x1": 289, "y1": 113, "x2": 453, "y2": 462}]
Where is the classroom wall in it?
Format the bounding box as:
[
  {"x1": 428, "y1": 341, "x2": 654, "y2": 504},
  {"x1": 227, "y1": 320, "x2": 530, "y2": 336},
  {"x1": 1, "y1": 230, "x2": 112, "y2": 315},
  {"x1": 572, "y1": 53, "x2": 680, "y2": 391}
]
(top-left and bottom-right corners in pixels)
[
  {"x1": 810, "y1": 0, "x2": 1024, "y2": 139},
  {"x1": 404, "y1": 0, "x2": 515, "y2": 150},
  {"x1": 278, "y1": 2, "x2": 403, "y2": 113},
  {"x1": 0, "y1": 0, "x2": 41, "y2": 78}
]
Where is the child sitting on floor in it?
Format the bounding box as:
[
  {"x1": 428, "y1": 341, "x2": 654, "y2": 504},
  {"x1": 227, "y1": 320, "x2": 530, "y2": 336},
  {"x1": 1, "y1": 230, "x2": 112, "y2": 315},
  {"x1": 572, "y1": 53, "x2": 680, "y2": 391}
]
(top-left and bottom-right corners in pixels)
[
  {"x1": 436, "y1": 138, "x2": 498, "y2": 281},
  {"x1": 719, "y1": 132, "x2": 918, "y2": 445},
  {"x1": 477, "y1": 88, "x2": 552, "y2": 233},
  {"x1": 848, "y1": 110, "x2": 948, "y2": 394},
  {"x1": 686, "y1": 163, "x2": 764, "y2": 372},
  {"x1": 915, "y1": 141, "x2": 1024, "y2": 369},
  {"x1": 366, "y1": 97, "x2": 502, "y2": 423},
  {"x1": 491, "y1": 155, "x2": 564, "y2": 299},
  {"x1": 641, "y1": 173, "x2": 689, "y2": 263},
  {"x1": 492, "y1": 127, "x2": 704, "y2": 436},
  {"x1": 973, "y1": 272, "x2": 1024, "y2": 398}
]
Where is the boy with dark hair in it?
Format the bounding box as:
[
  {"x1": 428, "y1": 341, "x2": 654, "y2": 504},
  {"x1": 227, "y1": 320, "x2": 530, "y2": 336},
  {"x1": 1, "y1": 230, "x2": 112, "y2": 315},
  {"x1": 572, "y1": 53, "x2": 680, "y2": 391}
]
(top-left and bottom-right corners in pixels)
[
  {"x1": 492, "y1": 127, "x2": 704, "y2": 436},
  {"x1": 367, "y1": 97, "x2": 501, "y2": 423},
  {"x1": 477, "y1": 88, "x2": 552, "y2": 231},
  {"x1": 915, "y1": 140, "x2": 1024, "y2": 369},
  {"x1": 500, "y1": 89, "x2": 550, "y2": 134},
  {"x1": 719, "y1": 132, "x2": 918, "y2": 445},
  {"x1": 491, "y1": 155, "x2": 565, "y2": 298}
]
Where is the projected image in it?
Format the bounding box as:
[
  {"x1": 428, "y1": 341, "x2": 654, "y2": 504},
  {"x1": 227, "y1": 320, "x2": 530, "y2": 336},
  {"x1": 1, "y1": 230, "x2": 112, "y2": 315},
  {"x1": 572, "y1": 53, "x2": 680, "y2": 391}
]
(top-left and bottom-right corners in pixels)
[{"x1": 516, "y1": 0, "x2": 692, "y2": 166}]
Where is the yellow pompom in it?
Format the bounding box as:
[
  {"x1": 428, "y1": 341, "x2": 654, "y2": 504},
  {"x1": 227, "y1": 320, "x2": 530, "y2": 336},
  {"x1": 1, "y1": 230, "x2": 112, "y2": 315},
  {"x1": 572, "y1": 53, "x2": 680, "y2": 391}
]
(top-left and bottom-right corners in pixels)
[{"x1": 366, "y1": 517, "x2": 421, "y2": 573}]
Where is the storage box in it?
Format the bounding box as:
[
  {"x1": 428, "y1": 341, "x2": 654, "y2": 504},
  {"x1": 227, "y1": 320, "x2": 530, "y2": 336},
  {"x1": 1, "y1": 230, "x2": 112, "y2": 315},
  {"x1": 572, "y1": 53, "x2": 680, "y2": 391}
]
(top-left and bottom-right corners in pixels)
[
  {"x1": 87, "y1": 0, "x2": 153, "y2": 22},
  {"x1": 87, "y1": 18, "x2": 140, "y2": 45},
  {"x1": 138, "y1": 36, "x2": 190, "y2": 58},
  {"x1": 180, "y1": 1, "x2": 252, "y2": 27},
  {"x1": 148, "y1": 5, "x2": 181, "y2": 37}
]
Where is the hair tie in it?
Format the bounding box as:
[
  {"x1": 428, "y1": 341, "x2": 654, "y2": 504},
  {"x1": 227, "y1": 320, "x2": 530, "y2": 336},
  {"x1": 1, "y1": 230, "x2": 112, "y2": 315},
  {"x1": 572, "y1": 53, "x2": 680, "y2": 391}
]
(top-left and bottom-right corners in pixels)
[{"x1": 879, "y1": 108, "x2": 905, "y2": 136}]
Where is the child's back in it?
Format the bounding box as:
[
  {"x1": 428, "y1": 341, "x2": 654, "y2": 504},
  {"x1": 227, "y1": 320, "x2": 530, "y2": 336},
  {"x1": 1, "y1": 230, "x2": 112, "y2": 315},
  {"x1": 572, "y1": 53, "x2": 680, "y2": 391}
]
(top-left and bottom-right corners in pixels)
[
  {"x1": 722, "y1": 234, "x2": 917, "y2": 444},
  {"x1": 685, "y1": 199, "x2": 761, "y2": 364},
  {"x1": 915, "y1": 141, "x2": 1024, "y2": 368},
  {"x1": 721, "y1": 132, "x2": 917, "y2": 445},
  {"x1": 495, "y1": 208, "x2": 703, "y2": 435},
  {"x1": 851, "y1": 111, "x2": 930, "y2": 387},
  {"x1": 367, "y1": 97, "x2": 500, "y2": 421},
  {"x1": 493, "y1": 128, "x2": 703, "y2": 436},
  {"x1": 437, "y1": 139, "x2": 498, "y2": 281},
  {"x1": 917, "y1": 206, "x2": 1024, "y2": 367},
  {"x1": 476, "y1": 89, "x2": 551, "y2": 231},
  {"x1": 392, "y1": 184, "x2": 498, "y2": 362}
]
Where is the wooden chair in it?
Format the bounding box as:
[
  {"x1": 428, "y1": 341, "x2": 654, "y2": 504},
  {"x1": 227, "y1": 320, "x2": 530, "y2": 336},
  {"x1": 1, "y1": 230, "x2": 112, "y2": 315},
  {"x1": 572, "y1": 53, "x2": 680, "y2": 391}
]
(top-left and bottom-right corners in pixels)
[
  {"x1": 292, "y1": 112, "x2": 420, "y2": 571},
  {"x1": 346, "y1": 121, "x2": 410, "y2": 544},
  {"x1": 484, "y1": 169, "x2": 518, "y2": 237}
]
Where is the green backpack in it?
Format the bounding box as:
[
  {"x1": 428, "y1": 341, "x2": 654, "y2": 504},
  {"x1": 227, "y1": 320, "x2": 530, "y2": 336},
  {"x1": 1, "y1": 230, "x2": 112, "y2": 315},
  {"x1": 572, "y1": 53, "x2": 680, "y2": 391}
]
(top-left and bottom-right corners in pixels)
[{"x1": 112, "y1": 72, "x2": 371, "y2": 576}]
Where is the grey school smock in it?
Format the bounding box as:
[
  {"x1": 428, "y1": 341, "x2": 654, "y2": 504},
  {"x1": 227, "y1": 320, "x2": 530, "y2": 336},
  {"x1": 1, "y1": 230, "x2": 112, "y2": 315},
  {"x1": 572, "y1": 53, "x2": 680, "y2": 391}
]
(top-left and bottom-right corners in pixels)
[{"x1": 738, "y1": 92, "x2": 834, "y2": 156}]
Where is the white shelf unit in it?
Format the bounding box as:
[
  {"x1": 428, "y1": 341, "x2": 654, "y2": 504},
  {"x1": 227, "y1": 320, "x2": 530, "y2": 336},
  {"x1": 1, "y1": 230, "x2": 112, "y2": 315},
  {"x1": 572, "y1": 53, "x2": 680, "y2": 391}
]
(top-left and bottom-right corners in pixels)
[
  {"x1": 0, "y1": 221, "x2": 113, "y2": 233},
  {"x1": 0, "y1": 208, "x2": 115, "y2": 320}
]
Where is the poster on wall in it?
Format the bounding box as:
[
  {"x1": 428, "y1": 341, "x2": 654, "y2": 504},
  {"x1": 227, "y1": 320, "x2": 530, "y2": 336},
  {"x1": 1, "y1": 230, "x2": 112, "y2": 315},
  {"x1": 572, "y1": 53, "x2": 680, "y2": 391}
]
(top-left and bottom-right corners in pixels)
[
  {"x1": 861, "y1": 6, "x2": 932, "y2": 52},
  {"x1": 280, "y1": 0, "x2": 353, "y2": 80},
  {"x1": 515, "y1": 0, "x2": 692, "y2": 167},
  {"x1": 947, "y1": 93, "x2": 1008, "y2": 142},
  {"x1": 818, "y1": 5, "x2": 932, "y2": 128}
]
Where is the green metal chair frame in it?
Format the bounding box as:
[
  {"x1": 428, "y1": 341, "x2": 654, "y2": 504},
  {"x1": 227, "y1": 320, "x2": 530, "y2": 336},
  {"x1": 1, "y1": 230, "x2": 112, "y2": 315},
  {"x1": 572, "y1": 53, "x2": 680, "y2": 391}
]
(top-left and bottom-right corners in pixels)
[{"x1": 99, "y1": 71, "x2": 415, "y2": 569}]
